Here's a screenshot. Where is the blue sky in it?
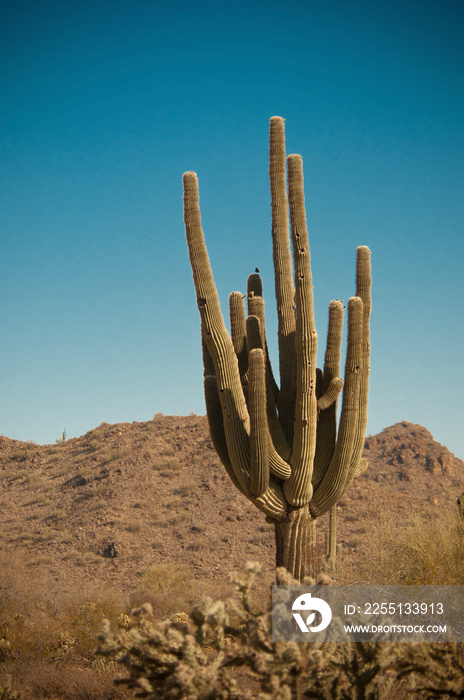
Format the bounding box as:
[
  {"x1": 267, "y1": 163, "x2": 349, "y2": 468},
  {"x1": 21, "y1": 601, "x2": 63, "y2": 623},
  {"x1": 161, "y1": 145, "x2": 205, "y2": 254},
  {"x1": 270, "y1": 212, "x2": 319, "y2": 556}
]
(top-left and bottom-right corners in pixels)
[{"x1": 1, "y1": 0, "x2": 463, "y2": 459}]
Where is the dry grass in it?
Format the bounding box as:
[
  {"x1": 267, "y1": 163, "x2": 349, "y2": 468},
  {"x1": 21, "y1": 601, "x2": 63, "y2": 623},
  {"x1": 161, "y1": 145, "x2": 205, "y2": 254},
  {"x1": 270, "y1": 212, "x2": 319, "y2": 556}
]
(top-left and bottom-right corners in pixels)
[
  {"x1": 0, "y1": 554, "x2": 182, "y2": 697},
  {"x1": 337, "y1": 504, "x2": 464, "y2": 585},
  {"x1": 398, "y1": 509, "x2": 464, "y2": 584},
  {"x1": 131, "y1": 561, "x2": 217, "y2": 618},
  {"x1": 0, "y1": 549, "x2": 233, "y2": 698}
]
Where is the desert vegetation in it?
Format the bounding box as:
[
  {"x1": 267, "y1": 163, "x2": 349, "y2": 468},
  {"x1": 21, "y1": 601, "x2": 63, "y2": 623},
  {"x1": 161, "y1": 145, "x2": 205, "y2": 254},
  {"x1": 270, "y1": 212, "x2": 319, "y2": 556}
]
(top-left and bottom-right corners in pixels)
[
  {"x1": 2, "y1": 529, "x2": 463, "y2": 699},
  {"x1": 0, "y1": 416, "x2": 464, "y2": 700},
  {"x1": 97, "y1": 562, "x2": 464, "y2": 700}
]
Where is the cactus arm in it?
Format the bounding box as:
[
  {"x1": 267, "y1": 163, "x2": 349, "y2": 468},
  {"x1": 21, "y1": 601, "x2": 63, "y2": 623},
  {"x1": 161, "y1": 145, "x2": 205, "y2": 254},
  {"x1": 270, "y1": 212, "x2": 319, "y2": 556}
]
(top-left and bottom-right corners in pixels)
[
  {"x1": 344, "y1": 455, "x2": 369, "y2": 491},
  {"x1": 322, "y1": 300, "x2": 344, "y2": 400},
  {"x1": 269, "y1": 116, "x2": 296, "y2": 442},
  {"x1": 283, "y1": 154, "x2": 318, "y2": 507},
  {"x1": 328, "y1": 504, "x2": 337, "y2": 567},
  {"x1": 310, "y1": 296, "x2": 363, "y2": 516},
  {"x1": 247, "y1": 272, "x2": 263, "y2": 299},
  {"x1": 317, "y1": 377, "x2": 344, "y2": 411},
  {"x1": 184, "y1": 171, "x2": 287, "y2": 520},
  {"x1": 201, "y1": 321, "x2": 216, "y2": 378},
  {"x1": 184, "y1": 171, "x2": 251, "y2": 493},
  {"x1": 229, "y1": 291, "x2": 248, "y2": 388},
  {"x1": 245, "y1": 316, "x2": 291, "y2": 480},
  {"x1": 254, "y1": 480, "x2": 287, "y2": 519},
  {"x1": 248, "y1": 349, "x2": 269, "y2": 497},
  {"x1": 204, "y1": 375, "x2": 242, "y2": 493},
  {"x1": 316, "y1": 367, "x2": 323, "y2": 400},
  {"x1": 324, "y1": 301, "x2": 344, "y2": 377},
  {"x1": 312, "y1": 300, "x2": 344, "y2": 485},
  {"x1": 247, "y1": 295, "x2": 267, "y2": 356},
  {"x1": 347, "y1": 246, "x2": 372, "y2": 475},
  {"x1": 354, "y1": 456, "x2": 369, "y2": 477},
  {"x1": 247, "y1": 276, "x2": 280, "y2": 400},
  {"x1": 204, "y1": 368, "x2": 288, "y2": 515},
  {"x1": 268, "y1": 447, "x2": 292, "y2": 480},
  {"x1": 245, "y1": 314, "x2": 261, "y2": 353},
  {"x1": 248, "y1": 294, "x2": 290, "y2": 461}
]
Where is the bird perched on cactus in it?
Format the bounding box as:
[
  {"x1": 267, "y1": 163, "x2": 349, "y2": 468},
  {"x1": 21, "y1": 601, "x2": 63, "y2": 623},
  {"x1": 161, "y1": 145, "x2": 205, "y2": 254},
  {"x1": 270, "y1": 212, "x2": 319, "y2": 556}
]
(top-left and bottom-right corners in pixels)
[{"x1": 183, "y1": 117, "x2": 371, "y2": 580}]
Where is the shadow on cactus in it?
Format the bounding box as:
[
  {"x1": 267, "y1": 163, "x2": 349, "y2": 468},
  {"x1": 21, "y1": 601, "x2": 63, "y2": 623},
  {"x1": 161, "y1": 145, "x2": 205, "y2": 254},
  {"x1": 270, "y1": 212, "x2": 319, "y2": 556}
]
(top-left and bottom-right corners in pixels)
[{"x1": 183, "y1": 117, "x2": 372, "y2": 581}]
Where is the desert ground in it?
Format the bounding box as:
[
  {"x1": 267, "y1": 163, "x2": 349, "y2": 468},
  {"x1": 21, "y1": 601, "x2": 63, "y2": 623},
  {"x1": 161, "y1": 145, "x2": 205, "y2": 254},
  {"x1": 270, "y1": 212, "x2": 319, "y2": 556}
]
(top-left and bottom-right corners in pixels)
[{"x1": 0, "y1": 415, "x2": 463, "y2": 697}]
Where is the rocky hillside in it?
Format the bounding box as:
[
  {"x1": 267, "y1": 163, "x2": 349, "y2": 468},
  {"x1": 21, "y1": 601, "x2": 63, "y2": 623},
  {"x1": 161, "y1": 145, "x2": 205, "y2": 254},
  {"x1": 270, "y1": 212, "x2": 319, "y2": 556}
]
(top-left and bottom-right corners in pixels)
[
  {"x1": 361, "y1": 421, "x2": 463, "y2": 509},
  {"x1": 365, "y1": 421, "x2": 461, "y2": 481},
  {"x1": 0, "y1": 416, "x2": 462, "y2": 599}
]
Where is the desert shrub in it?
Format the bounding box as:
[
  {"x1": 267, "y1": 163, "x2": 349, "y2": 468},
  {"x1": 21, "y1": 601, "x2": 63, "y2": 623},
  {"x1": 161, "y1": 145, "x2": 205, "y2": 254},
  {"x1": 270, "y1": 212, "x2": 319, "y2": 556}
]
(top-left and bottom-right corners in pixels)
[
  {"x1": 88, "y1": 439, "x2": 103, "y2": 452},
  {"x1": 133, "y1": 562, "x2": 205, "y2": 618},
  {"x1": 63, "y1": 598, "x2": 125, "y2": 660},
  {"x1": 158, "y1": 457, "x2": 182, "y2": 476},
  {"x1": 0, "y1": 552, "x2": 129, "y2": 698},
  {"x1": 99, "y1": 563, "x2": 464, "y2": 699},
  {"x1": 366, "y1": 507, "x2": 463, "y2": 586},
  {"x1": 102, "y1": 447, "x2": 129, "y2": 464},
  {"x1": 96, "y1": 565, "x2": 387, "y2": 699},
  {"x1": 396, "y1": 643, "x2": 464, "y2": 698},
  {"x1": 132, "y1": 500, "x2": 148, "y2": 509},
  {"x1": 398, "y1": 509, "x2": 464, "y2": 585},
  {"x1": 176, "y1": 480, "x2": 198, "y2": 497},
  {"x1": 6, "y1": 450, "x2": 28, "y2": 465},
  {"x1": 166, "y1": 497, "x2": 183, "y2": 510},
  {"x1": 168, "y1": 512, "x2": 188, "y2": 526},
  {"x1": 360, "y1": 510, "x2": 406, "y2": 584},
  {"x1": 142, "y1": 563, "x2": 189, "y2": 594},
  {"x1": 337, "y1": 502, "x2": 464, "y2": 586}
]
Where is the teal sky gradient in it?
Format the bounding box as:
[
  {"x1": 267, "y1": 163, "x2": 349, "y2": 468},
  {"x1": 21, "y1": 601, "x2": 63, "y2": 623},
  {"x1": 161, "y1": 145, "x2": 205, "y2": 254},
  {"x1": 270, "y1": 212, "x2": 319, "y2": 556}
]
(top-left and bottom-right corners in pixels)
[{"x1": 1, "y1": 0, "x2": 463, "y2": 458}]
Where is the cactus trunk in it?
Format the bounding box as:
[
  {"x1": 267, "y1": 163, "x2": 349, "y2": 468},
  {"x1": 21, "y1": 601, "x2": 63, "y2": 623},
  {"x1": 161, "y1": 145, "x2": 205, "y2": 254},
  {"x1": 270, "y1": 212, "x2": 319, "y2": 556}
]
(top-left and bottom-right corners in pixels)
[
  {"x1": 274, "y1": 506, "x2": 320, "y2": 581},
  {"x1": 183, "y1": 117, "x2": 371, "y2": 581}
]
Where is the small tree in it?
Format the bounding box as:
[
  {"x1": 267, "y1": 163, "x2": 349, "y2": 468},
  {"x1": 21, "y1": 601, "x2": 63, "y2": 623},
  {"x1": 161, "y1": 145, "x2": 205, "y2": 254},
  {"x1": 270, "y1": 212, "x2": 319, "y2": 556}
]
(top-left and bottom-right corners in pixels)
[{"x1": 183, "y1": 117, "x2": 371, "y2": 580}]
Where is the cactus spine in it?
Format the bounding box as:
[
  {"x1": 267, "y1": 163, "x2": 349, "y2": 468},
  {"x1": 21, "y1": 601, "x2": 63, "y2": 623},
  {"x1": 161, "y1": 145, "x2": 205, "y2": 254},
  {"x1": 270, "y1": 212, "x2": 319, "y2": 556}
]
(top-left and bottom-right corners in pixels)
[{"x1": 183, "y1": 117, "x2": 371, "y2": 580}]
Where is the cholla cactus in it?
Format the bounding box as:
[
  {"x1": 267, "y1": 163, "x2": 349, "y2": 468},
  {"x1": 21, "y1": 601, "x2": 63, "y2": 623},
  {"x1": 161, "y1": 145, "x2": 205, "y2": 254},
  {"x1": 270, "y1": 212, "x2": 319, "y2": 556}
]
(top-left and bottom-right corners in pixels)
[
  {"x1": 98, "y1": 563, "x2": 464, "y2": 699},
  {"x1": 183, "y1": 117, "x2": 371, "y2": 580}
]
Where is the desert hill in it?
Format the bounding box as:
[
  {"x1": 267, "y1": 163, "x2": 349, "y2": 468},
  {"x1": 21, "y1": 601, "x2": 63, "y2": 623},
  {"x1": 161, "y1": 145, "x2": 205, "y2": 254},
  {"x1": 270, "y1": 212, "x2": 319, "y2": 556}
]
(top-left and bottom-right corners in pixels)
[
  {"x1": 364, "y1": 421, "x2": 461, "y2": 481},
  {"x1": 0, "y1": 416, "x2": 462, "y2": 599}
]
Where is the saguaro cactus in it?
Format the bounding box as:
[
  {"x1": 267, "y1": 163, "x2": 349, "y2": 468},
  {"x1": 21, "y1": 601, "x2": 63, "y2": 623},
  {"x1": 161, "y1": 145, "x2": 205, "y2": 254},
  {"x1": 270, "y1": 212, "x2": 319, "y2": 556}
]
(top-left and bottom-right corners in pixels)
[{"x1": 183, "y1": 117, "x2": 371, "y2": 581}]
